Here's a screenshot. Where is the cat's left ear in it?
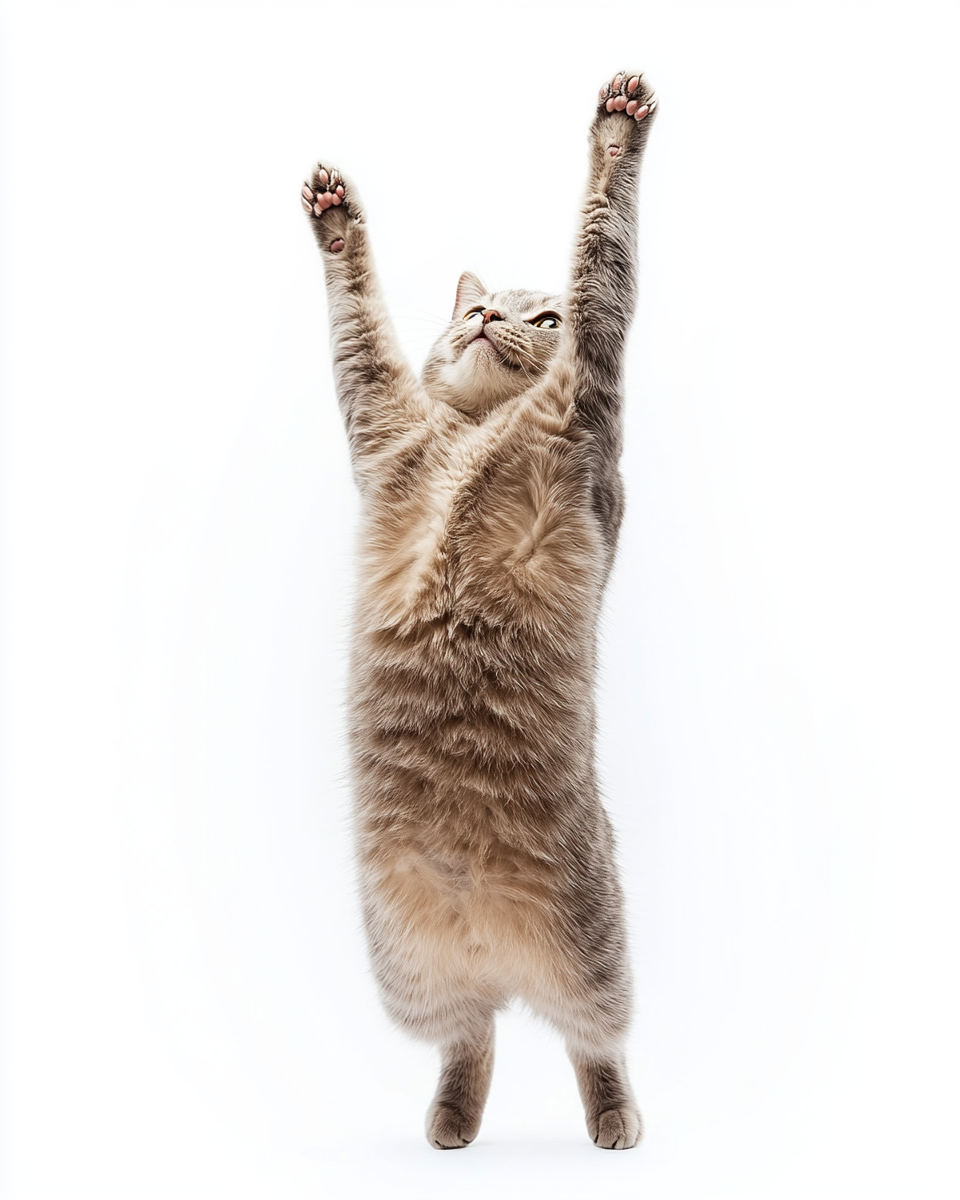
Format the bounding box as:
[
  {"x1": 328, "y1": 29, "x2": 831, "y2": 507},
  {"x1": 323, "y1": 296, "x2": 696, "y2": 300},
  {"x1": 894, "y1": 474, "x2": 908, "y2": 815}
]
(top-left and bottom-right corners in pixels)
[{"x1": 453, "y1": 271, "x2": 487, "y2": 320}]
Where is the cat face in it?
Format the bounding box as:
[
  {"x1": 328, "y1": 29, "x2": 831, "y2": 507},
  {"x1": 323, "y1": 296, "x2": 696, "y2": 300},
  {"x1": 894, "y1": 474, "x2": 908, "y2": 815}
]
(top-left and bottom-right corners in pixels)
[{"x1": 421, "y1": 271, "x2": 563, "y2": 415}]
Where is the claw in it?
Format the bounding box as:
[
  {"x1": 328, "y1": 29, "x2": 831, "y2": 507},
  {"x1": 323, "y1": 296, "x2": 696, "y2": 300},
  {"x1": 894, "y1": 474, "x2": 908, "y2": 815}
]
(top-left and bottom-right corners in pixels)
[
  {"x1": 318, "y1": 168, "x2": 329, "y2": 185},
  {"x1": 301, "y1": 194, "x2": 314, "y2": 212},
  {"x1": 627, "y1": 75, "x2": 640, "y2": 93}
]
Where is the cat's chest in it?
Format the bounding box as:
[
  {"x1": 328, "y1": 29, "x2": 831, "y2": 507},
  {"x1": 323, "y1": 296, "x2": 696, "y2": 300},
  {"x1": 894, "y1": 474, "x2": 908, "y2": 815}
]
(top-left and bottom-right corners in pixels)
[{"x1": 358, "y1": 420, "x2": 601, "y2": 630}]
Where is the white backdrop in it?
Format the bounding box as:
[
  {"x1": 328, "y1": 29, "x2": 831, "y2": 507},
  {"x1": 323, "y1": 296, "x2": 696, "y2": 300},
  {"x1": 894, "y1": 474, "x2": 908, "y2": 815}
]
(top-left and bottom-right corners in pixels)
[{"x1": 1, "y1": 2, "x2": 958, "y2": 1198}]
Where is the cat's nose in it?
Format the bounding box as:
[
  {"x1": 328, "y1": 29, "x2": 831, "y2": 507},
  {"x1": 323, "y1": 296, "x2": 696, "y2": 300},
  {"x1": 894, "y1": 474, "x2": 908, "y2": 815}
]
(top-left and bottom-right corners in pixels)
[{"x1": 482, "y1": 309, "x2": 503, "y2": 325}]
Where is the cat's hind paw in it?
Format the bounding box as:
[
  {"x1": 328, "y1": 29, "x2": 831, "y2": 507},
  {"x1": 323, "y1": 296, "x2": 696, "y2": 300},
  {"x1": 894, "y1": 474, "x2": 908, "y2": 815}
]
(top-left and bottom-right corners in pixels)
[
  {"x1": 589, "y1": 1105, "x2": 643, "y2": 1150},
  {"x1": 426, "y1": 1103, "x2": 480, "y2": 1150},
  {"x1": 598, "y1": 72, "x2": 657, "y2": 123}
]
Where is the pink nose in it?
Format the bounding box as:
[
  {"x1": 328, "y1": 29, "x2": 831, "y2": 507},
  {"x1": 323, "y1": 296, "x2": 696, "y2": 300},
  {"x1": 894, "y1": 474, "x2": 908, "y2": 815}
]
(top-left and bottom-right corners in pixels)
[{"x1": 482, "y1": 309, "x2": 503, "y2": 325}]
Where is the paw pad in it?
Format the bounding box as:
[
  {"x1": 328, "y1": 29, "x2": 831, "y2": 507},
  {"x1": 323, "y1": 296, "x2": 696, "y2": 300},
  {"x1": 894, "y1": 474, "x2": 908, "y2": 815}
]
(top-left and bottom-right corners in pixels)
[
  {"x1": 301, "y1": 163, "x2": 348, "y2": 217},
  {"x1": 598, "y1": 71, "x2": 657, "y2": 122}
]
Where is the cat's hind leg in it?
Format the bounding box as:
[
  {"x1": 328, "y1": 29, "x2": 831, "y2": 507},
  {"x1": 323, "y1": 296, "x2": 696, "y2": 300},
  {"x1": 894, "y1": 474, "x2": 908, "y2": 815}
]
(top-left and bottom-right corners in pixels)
[
  {"x1": 389, "y1": 986, "x2": 498, "y2": 1149},
  {"x1": 364, "y1": 900, "x2": 500, "y2": 1148},
  {"x1": 521, "y1": 898, "x2": 642, "y2": 1148},
  {"x1": 425, "y1": 1011, "x2": 496, "y2": 1149},
  {"x1": 567, "y1": 1043, "x2": 641, "y2": 1150}
]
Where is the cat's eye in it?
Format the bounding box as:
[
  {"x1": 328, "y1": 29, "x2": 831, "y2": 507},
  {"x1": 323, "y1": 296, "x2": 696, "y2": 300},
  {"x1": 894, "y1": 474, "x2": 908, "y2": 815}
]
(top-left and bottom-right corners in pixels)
[
  {"x1": 528, "y1": 312, "x2": 562, "y2": 329},
  {"x1": 462, "y1": 307, "x2": 484, "y2": 320}
]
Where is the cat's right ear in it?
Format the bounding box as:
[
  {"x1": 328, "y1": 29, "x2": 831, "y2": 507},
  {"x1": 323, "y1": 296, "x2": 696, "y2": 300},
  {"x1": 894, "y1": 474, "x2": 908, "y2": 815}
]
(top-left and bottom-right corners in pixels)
[{"x1": 453, "y1": 271, "x2": 487, "y2": 320}]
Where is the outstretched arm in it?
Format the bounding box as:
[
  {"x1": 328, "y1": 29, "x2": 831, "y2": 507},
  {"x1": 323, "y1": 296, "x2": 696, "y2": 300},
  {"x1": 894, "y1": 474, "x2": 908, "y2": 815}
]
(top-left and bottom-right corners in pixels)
[
  {"x1": 564, "y1": 73, "x2": 657, "y2": 455},
  {"x1": 302, "y1": 164, "x2": 432, "y2": 464}
]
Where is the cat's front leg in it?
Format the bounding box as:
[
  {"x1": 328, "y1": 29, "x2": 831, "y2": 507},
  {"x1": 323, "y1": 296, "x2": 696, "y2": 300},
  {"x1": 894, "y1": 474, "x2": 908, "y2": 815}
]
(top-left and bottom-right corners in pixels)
[
  {"x1": 563, "y1": 72, "x2": 657, "y2": 549},
  {"x1": 568, "y1": 71, "x2": 658, "y2": 366},
  {"x1": 566, "y1": 73, "x2": 657, "y2": 390},
  {"x1": 301, "y1": 163, "x2": 428, "y2": 462}
]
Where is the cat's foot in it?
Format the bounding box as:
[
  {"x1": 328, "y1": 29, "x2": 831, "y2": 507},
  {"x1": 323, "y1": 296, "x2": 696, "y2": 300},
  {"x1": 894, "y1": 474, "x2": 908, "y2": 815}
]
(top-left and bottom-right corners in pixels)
[
  {"x1": 425, "y1": 1102, "x2": 479, "y2": 1150},
  {"x1": 595, "y1": 72, "x2": 658, "y2": 158},
  {"x1": 300, "y1": 162, "x2": 359, "y2": 254},
  {"x1": 588, "y1": 1105, "x2": 643, "y2": 1150}
]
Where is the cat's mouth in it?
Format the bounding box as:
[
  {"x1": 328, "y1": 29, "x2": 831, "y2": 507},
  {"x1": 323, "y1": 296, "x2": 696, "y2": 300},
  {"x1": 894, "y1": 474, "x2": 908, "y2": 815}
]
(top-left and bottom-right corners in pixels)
[
  {"x1": 467, "y1": 328, "x2": 496, "y2": 352},
  {"x1": 469, "y1": 331, "x2": 526, "y2": 373},
  {"x1": 462, "y1": 326, "x2": 523, "y2": 373}
]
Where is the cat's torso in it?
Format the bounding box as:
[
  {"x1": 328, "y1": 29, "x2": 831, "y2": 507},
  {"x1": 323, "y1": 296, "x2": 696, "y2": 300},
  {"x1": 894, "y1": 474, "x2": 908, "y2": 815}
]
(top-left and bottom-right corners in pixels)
[{"x1": 348, "y1": 382, "x2": 620, "y2": 991}]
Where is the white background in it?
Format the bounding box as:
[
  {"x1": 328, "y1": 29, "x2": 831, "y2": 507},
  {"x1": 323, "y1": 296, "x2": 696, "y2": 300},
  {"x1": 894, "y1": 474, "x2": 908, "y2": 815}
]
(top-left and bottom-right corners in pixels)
[{"x1": 1, "y1": 2, "x2": 958, "y2": 1197}]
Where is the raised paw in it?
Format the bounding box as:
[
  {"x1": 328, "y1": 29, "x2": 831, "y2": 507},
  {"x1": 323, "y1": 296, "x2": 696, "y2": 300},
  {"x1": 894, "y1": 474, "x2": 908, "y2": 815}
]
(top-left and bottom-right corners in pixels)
[
  {"x1": 301, "y1": 162, "x2": 347, "y2": 214},
  {"x1": 301, "y1": 162, "x2": 357, "y2": 253},
  {"x1": 589, "y1": 1106, "x2": 643, "y2": 1150},
  {"x1": 597, "y1": 71, "x2": 658, "y2": 141}
]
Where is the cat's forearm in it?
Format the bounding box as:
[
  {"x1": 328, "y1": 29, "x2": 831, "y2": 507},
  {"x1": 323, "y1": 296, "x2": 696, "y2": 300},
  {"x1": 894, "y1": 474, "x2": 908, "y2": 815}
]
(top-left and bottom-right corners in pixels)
[
  {"x1": 303, "y1": 165, "x2": 427, "y2": 461},
  {"x1": 323, "y1": 231, "x2": 423, "y2": 449},
  {"x1": 565, "y1": 75, "x2": 656, "y2": 439},
  {"x1": 569, "y1": 159, "x2": 640, "y2": 380}
]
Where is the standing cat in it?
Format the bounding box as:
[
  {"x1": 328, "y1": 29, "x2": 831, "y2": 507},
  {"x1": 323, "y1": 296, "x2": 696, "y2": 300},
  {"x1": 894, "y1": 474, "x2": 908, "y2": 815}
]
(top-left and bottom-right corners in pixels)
[{"x1": 302, "y1": 71, "x2": 657, "y2": 1150}]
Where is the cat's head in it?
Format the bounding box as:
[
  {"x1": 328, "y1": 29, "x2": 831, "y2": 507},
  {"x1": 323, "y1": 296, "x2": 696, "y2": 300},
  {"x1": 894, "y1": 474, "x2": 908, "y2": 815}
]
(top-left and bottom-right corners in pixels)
[{"x1": 422, "y1": 271, "x2": 563, "y2": 414}]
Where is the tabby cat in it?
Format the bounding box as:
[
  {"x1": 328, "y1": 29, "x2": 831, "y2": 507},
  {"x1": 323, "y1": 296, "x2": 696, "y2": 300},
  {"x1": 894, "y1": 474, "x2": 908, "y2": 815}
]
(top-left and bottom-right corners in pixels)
[{"x1": 302, "y1": 70, "x2": 657, "y2": 1150}]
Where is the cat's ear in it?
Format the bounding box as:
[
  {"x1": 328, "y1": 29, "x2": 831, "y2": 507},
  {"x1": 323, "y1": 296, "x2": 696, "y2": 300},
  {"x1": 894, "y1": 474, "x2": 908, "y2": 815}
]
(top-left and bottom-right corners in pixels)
[{"x1": 453, "y1": 271, "x2": 487, "y2": 320}]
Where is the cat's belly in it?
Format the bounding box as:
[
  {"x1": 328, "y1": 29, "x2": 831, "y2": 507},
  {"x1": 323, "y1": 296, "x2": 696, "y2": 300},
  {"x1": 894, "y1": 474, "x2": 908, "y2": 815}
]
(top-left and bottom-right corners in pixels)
[{"x1": 363, "y1": 835, "x2": 579, "y2": 997}]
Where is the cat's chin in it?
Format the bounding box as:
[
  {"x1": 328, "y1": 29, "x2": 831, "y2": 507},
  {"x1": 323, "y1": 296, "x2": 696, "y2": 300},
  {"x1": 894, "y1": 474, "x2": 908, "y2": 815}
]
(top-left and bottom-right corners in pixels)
[
  {"x1": 437, "y1": 388, "x2": 513, "y2": 416},
  {"x1": 423, "y1": 354, "x2": 524, "y2": 415}
]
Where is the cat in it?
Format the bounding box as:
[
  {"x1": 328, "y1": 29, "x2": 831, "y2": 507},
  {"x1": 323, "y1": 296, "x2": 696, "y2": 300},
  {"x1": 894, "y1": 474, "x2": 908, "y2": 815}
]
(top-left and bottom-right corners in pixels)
[{"x1": 301, "y1": 70, "x2": 657, "y2": 1150}]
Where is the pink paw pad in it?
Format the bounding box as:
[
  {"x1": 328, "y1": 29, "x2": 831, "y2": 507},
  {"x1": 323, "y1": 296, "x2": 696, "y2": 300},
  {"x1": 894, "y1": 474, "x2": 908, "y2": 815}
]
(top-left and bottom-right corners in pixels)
[
  {"x1": 302, "y1": 165, "x2": 349, "y2": 220},
  {"x1": 329, "y1": 238, "x2": 345, "y2": 254},
  {"x1": 599, "y1": 70, "x2": 656, "y2": 123}
]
